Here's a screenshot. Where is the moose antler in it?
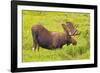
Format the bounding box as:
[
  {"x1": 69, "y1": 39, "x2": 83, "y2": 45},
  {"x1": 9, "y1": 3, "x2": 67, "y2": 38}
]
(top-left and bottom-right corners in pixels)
[{"x1": 65, "y1": 22, "x2": 79, "y2": 36}]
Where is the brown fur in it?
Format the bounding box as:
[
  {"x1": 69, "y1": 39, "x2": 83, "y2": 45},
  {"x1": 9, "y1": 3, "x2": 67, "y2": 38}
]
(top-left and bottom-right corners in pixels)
[{"x1": 31, "y1": 23, "x2": 78, "y2": 51}]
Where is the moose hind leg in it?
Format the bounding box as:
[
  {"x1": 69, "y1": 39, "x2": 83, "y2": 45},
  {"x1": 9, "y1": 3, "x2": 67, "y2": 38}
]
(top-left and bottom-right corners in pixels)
[
  {"x1": 32, "y1": 30, "x2": 39, "y2": 51},
  {"x1": 32, "y1": 39, "x2": 38, "y2": 51}
]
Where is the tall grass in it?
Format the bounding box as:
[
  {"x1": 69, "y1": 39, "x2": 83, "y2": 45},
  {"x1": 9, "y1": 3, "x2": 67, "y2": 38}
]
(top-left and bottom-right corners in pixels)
[{"x1": 22, "y1": 10, "x2": 90, "y2": 62}]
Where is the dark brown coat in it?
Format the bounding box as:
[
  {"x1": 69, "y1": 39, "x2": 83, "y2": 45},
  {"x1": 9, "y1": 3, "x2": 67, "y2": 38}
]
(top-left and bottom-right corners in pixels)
[{"x1": 31, "y1": 23, "x2": 78, "y2": 51}]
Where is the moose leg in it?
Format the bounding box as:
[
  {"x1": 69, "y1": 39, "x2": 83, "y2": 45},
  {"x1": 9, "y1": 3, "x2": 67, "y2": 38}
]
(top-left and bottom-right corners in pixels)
[
  {"x1": 32, "y1": 33, "x2": 38, "y2": 51},
  {"x1": 32, "y1": 38, "x2": 40, "y2": 51},
  {"x1": 32, "y1": 39, "x2": 37, "y2": 51},
  {"x1": 31, "y1": 30, "x2": 39, "y2": 51}
]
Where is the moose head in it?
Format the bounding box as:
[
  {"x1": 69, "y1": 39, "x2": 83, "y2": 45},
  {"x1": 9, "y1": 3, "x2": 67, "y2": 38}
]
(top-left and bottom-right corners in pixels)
[{"x1": 61, "y1": 23, "x2": 78, "y2": 46}]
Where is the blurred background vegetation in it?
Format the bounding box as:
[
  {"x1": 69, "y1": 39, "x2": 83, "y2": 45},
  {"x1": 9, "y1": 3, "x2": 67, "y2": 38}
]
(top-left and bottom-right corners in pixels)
[{"x1": 22, "y1": 10, "x2": 90, "y2": 62}]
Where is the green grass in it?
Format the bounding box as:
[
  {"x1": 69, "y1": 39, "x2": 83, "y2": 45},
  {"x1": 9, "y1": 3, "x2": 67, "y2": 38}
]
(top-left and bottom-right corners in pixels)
[{"x1": 22, "y1": 10, "x2": 90, "y2": 62}]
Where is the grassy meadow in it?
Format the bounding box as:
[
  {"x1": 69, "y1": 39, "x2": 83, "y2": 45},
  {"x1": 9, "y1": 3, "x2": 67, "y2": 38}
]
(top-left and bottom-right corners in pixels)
[{"x1": 22, "y1": 10, "x2": 90, "y2": 62}]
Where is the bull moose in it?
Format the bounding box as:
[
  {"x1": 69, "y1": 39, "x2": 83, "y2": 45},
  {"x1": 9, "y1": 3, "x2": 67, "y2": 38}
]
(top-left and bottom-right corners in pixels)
[{"x1": 31, "y1": 22, "x2": 79, "y2": 51}]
